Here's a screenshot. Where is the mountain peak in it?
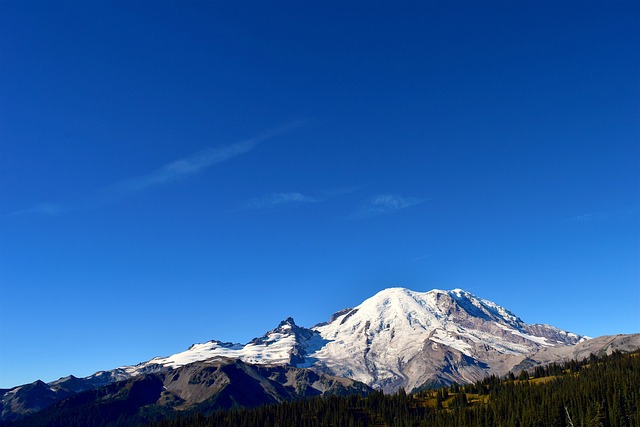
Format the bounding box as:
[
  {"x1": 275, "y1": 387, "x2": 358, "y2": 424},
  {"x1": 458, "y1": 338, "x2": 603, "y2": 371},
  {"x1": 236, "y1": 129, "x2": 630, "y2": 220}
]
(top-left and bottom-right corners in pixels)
[
  {"x1": 369, "y1": 286, "x2": 472, "y2": 300},
  {"x1": 308, "y1": 286, "x2": 588, "y2": 391},
  {"x1": 43, "y1": 286, "x2": 589, "y2": 399},
  {"x1": 278, "y1": 317, "x2": 297, "y2": 328},
  {"x1": 370, "y1": 286, "x2": 415, "y2": 298}
]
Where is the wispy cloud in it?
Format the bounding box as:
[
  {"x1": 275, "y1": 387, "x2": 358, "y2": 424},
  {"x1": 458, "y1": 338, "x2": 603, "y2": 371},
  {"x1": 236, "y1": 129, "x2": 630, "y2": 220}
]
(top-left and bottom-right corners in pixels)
[
  {"x1": 564, "y1": 213, "x2": 599, "y2": 223},
  {"x1": 351, "y1": 194, "x2": 425, "y2": 219},
  {"x1": 245, "y1": 192, "x2": 318, "y2": 209},
  {"x1": 112, "y1": 140, "x2": 258, "y2": 194},
  {"x1": 243, "y1": 186, "x2": 361, "y2": 211},
  {"x1": 368, "y1": 194, "x2": 424, "y2": 214},
  {"x1": 8, "y1": 122, "x2": 305, "y2": 217},
  {"x1": 370, "y1": 194, "x2": 422, "y2": 212},
  {"x1": 104, "y1": 122, "x2": 305, "y2": 198},
  {"x1": 560, "y1": 206, "x2": 638, "y2": 225}
]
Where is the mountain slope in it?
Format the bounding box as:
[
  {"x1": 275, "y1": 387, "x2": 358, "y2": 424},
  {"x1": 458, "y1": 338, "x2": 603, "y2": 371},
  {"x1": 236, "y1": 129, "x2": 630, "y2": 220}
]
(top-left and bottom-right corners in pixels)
[
  {"x1": 3, "y1": 287, "x2": 638, "y2": 422},
  {"x1": 7, "y1": 359, "x2": 371, "y2": 427},
  {"x1": 119, "y1": 317, "x2": 327, "y2": 378},
  {"x1": 117, "y1": 288, "x2": 587, "y2": 389},
  {"x1": 309, "y1": 288, "x2": 587, "y2": 391}
]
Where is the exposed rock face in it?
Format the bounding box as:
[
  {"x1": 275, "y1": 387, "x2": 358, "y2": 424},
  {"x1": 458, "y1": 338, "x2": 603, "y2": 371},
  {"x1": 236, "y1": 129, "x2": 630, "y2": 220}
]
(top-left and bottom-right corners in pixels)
[
  {"x1": 525, "y1": 333, "x2": 640, "y2": 366},
  {"x1": 158, "y1": 358, "x2": 370, "y2": 410}
]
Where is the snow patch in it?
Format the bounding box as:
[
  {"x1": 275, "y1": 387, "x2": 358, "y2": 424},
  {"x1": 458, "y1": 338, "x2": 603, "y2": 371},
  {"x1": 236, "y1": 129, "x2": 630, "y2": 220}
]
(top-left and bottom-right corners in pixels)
[{"x1": 429, "y1": 329, "x2": 472, "y2": 355}]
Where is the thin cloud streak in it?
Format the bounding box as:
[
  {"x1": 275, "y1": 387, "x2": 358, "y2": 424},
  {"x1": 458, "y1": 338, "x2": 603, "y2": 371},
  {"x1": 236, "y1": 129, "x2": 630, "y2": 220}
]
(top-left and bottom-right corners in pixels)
[
  {"x1": 112, "y1": 139, "x2": 258, "y2": 194},
  {"x1": 367, "y1": 194, "x2": 424, "y2": 214},
  {"x1": 370, "y1": 194, "x2": 422, "y2": 212},
  {"x1": 350, "y1": 193, "x2": 425, "y2": 219},
  {"x1": 8, "y1": 122, "x2": 306, "y2": 217},
  {"x1": 111, "y1": 122, "x2": 306, "y2": 195},
  {"x1": 559, "y1": 206, "x2": 639, "y2": 225},
  {"x1": 246, "y1": 192, "x2": 318, "y2": 209},
  {"x1": 243, "y1": 186, "x2": 360, "y2": 211}
]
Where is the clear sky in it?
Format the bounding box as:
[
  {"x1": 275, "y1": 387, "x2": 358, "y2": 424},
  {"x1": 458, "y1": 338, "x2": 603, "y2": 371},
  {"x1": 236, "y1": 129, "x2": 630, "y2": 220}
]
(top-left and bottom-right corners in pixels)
[{"x1": 1, "y1": 0, "x2": 638, "y2": 389}]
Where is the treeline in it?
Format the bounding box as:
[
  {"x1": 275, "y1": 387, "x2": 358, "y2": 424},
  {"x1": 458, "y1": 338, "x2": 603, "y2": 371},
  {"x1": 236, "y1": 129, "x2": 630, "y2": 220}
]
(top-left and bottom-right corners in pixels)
[{"x1": 151, "y1": 350, "x2": 640, "y2": 427}]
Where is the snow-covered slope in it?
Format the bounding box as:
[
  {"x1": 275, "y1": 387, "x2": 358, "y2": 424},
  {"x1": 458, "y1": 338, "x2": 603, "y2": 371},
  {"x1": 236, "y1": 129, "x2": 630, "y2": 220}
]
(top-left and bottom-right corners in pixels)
[
  {"x1": 309, "y1": 288, "x2": 586, "y2": 391},
  {"x1": 111, "y1": 287, "x2": 587, "y2": 392},
  {"x1": 118, "y1": 317, "x2": 327, "y2": 378}
]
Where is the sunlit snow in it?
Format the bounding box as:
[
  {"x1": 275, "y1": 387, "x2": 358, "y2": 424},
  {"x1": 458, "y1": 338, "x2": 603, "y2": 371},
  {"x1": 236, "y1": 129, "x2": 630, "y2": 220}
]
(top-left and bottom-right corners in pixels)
[{"x1": 113, "y1": 287, "x2": 584, "y2": 390}]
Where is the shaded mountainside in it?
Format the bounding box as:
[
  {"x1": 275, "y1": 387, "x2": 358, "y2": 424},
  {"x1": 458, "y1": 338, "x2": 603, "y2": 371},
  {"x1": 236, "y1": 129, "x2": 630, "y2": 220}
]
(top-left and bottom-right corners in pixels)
[
  {"x1": 0, "y1": 374, "x2": 117, "y2": 422},
  {"x1": 4, "y1": 359, "x2": 370, "y2": 427}
]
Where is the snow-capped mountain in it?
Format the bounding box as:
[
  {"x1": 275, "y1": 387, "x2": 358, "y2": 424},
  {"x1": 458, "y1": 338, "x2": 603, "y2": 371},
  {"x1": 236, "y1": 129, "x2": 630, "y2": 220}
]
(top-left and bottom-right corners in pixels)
[
  {"x1": 116, "y1": 317, "x2": 327, "y2": 378},
  {"x1": 4, "y1": 287, "x2": 638, "y2": 421},
  {"x1": 309, "y1": 287, "x2": 586, "y2": 391},
  {"x1": 109, "y1": 288, "x2": 588, "y2": 391}
]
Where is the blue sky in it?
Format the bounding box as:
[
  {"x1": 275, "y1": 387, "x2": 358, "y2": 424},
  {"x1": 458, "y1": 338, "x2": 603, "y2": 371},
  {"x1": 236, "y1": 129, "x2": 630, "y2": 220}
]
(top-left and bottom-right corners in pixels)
[{"x1": 1, "y1": 0, "x2": 638, "y2": 388}]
